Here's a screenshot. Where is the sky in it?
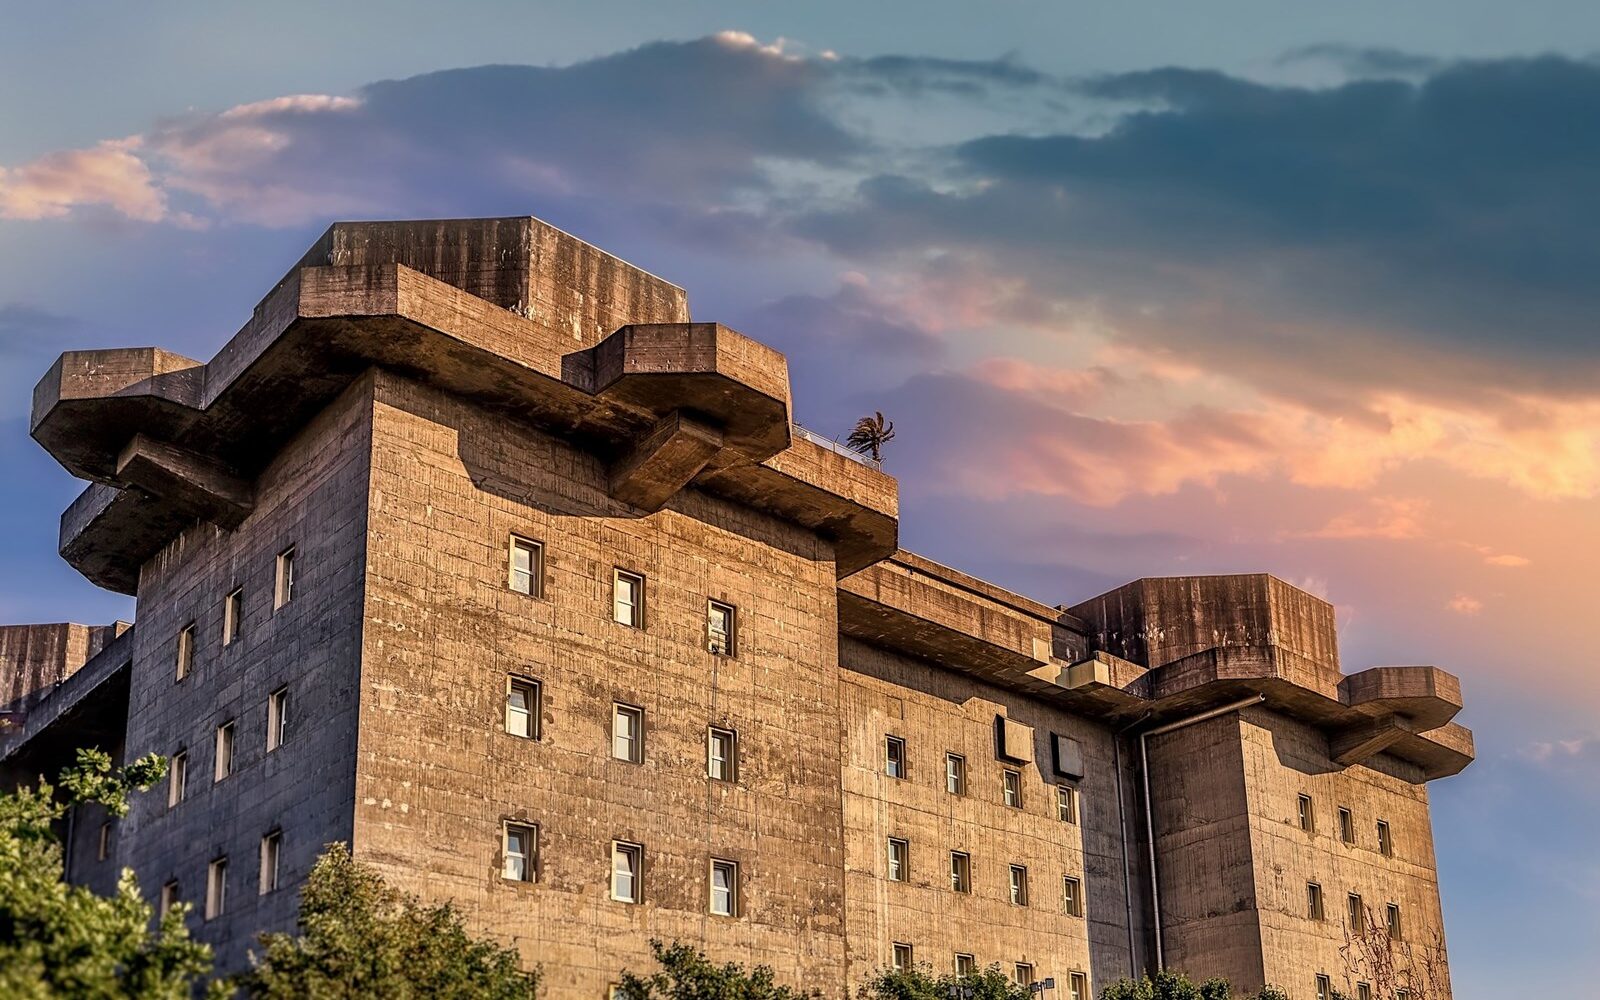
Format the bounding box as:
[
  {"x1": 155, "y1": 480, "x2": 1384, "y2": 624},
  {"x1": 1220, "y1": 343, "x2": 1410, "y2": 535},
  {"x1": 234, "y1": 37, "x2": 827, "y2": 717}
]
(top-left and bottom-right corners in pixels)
[{"x1": 2, "y1": 2, "x2": 1597, "y2": 993}]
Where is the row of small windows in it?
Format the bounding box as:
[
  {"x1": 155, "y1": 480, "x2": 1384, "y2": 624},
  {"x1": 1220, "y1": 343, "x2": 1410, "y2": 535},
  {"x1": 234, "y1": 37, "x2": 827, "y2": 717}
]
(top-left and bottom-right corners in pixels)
[
  {"x1": 886, "y1": 736, "x2": 1080, "y2": 823},
  {"x1": 174, "y1": 546, "x2": 297, "y2": 681},
  {"x1": 884, "y1": 839, "x2": 1084, "y2": 915},
  {"x1": 1313, "y1": 975, "x2": 1408, "y2": 1000},
  {"x1": 508, "y1": 536, "x2": 738, "y2": 654},
  {"x1": 887, "y1": 950, "x2": 1088, "y2": 1000},
  {"x1": 167, "y1": 687, "x2": 290, "y2": 808},
  {"x1": 157, "y1": 830, "x2": 283, "y2": 922},
  {"x1": 499, "y1": 828, "x2": 739, "y2": 916},
  {"x1": 1297, "y1": 793, "x2": 1396, "y2": 857},
  {"x1": 1304, "y1": 882, "x2": 1406, "y2": 940}
]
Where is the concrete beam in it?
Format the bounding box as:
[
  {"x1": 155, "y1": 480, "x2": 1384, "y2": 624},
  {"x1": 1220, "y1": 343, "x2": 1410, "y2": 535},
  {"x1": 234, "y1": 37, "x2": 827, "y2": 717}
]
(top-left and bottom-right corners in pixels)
[
  {"x1": 1330, "y1": 714, "x2": 1416, "y2": 767},
  {"x1": 608, "y1": 411, "x2": 723, "y2": 512},
  {"x1": 115, "y1": 434, "x2": 252, "y2": 528}
]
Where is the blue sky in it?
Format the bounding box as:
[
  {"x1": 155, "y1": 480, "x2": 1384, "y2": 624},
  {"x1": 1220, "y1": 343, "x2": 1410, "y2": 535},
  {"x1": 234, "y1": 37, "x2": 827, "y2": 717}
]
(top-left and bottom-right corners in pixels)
[{"x1": 4, "y1": 3, "x2": 1599, "y2": 993}]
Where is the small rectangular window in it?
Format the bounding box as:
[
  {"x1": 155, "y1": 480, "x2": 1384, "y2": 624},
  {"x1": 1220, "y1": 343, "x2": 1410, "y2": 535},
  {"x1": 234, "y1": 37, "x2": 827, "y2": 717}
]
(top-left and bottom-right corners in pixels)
[
  {"x1": 1356, "y1": 984, "x2": 1371, "y2": 1000},
  {"x1": 205, "y1": 857, "x2": 227, "y2": 920},
  {"x1": 508, "y1": 536, "x2": 543, "y2": 596},
  {"x1": 1387, "y1": 902, "x2": 1403, "y2": 939},
  {"x1": 1009, "y1": 864, "x2": 1028, "y2": 906},
  {"x1": 945, "y1": 752, "x2": 966, "y2": 795},
  {"x1": 1003, "y1": 768, "x2": 1022, "y2": 808},
  {"x1": 214, "y1": 721, "x2": 235, "y2": 781},
  {"x1": 950, "y1": 851, "x2": 971, "y2": 893},
  {"x1": 1338, "y1": 806, "x2": 1355, "y2": 845},
  {"x1": 613, "y1": 704, "x2": 643, "y2": 763},
  {"x1": 885, "y1": 736, "x2": 906, "y2": 779},
  {"x1": 223, "y1": 587, "x2": 243, "y2": 646},
  {"x1": 1377, "y1": 819, "x2": 1393, "y2": 857},
  {"x1": 267, "y1": 687, "x2": 289, "y2": 751},
  {"x1": 505, "y1": 677, "x2": 540, "y2": 739},
  {"x1": 168, "y1": 750, "x2": 187, "y2": 808},
  {"x1": 1014, "y1": 964, "x2": 1034, "y2": 987},
  {"x1": 891, "y1": 943, "x2": 913, "y2": 971},
  {"x1": 1069, "y1": 972, "x2": 1088, "y2": 1000},
  {"x1": 707, "y1": 600, "x2": 736, "y2": 655},
  {"x1": 710, "y1": 858, "x2": 738, "y2": 916},
  {"x1": 708, "y1": 727, "x2": 737, "y2": 782},
  {"x1": 160, "y1": 880, "x2": 179, "y2": 917},
  {"x1": 1297, "y1": 794, "x2": 1315, "y2": 832},
  {"x1": 954, "y1": 954, "x2": 976, "y2": 976},
  {"x1": 1307, "y1": 882, "x2": 1324, "y2": 920},
  {"x1": 1315, "y1": 975, "x2": 1332, "y2": 1000},
  {"x1": 1396, "y1": 991, "x2": 1410, "y2": 1000},
  {"x1": 613, "y1": 570, "x2": 644, "y2": 627},
  {"x1": 259, "y1": 831, "x2": 281, "y2": 894},
  {"x1": 887, "y1": 837, "x2": 909, "y2": 882},
  {"x1": 611, "y1": 841, "x2": 642, "y2": 903},
  {"x1": 1348, "y1": 892, "x2": 1364, "y2": 929},
  {"x1": 503, "y1": 823, "x2": 535, "y2": 883},
  {"x1": 175, "y1": 624, "x2": 195, "y2": 681},
  {"x1": 274, "y1": 546, "x2": 296, "y2": 609},
  {"x1": 97, "y1": 821, "x2": 112, "y2": 861},
  {"x1": 1057, "y1": 784, "x2": 1078, "y2": 824},
  {"x1": 1063, "y1": 875, "x2": 1083, "y2": 917}
]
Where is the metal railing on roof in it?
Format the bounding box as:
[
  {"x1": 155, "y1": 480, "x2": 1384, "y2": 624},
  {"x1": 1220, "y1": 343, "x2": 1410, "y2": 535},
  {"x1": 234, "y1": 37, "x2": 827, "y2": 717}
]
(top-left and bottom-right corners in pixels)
[{"x1": 791, "y1": 422, "x2": 882, "y2": 471}]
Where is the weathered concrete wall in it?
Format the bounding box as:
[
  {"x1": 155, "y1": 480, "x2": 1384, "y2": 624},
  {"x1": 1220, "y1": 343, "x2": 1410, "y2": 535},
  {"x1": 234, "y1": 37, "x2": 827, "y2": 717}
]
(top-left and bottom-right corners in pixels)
[
  {"x1": 0, "y1": 622, "x2": 121, "y2": 717},
  {"x1": 352, "y1": 371, "x2": 847, "y2": 998},
  {"x1": 116, "y1": 375, "x2": 375, "y2": 970},
  {"x1": 837, "y1": 637, "x2": 1130, "y2": 992}
]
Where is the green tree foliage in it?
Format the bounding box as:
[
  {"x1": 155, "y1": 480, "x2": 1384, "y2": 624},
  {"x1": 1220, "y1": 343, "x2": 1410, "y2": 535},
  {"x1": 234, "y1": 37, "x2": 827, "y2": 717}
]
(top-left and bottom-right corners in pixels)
[
  {"x1": 234, "y1": 845, "x2": 537, "y2": 999},
  {"x1": 860, "y1": 963, "x2": 1032, "y2": 1000},
  {"x1": 1098, "y1": 973, "x2": 1293, "y2": 1000},
  {"x1": 617, "y1": 940, "x2": 821, "y2": 1000},
  {"x1": 0, "y1": 748, "x2": 215, "y2": 999}
]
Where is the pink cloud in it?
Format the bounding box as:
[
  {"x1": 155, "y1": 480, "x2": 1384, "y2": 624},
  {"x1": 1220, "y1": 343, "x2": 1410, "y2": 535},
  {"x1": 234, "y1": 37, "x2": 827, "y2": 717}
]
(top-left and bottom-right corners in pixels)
[
  {"x1": 0, "y1": 138, "x2": 167, "y2": 222},
  {"x1": 1306, "y1": 496, "x2": 1430, "y2": 540},
  {"x1": 1447, "y1": 593, "x2": 1484, "y2": 616}
]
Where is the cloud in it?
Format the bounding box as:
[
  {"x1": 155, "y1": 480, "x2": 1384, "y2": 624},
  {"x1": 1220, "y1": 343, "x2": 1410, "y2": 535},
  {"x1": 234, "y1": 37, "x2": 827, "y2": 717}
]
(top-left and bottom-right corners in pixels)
[
  {"x1": 0, "y1": 138, "x2": 168, "y2": 222},
  {"x1": 1447, "y1": 593, "x2": 1485, "y2": 616},
  {"x1": 1307, "y1": 496, "x2": 1430, "y2": 540}
]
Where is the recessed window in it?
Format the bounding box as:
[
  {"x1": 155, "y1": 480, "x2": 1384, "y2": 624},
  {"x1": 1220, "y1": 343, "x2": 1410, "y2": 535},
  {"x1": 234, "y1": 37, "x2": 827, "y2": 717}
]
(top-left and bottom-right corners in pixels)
[
  {"x1": 175, "y1": 624, "x2": 195, "y2": 681},
  {"x1": 266, "y1": 686, "x2": 289, "y2": 751},
  {"x1": 612, "y1": 703, "x2": 643, "y2": 763},
  {"x1": 611, "y1": 841, "x2": 643, "y2": 903},
  {"x1": 885, "y1": 735, "x2": 906, "y2": 779},
  {"x1": 1338, "y1": 806, "x2": 1355, "y2": 845},
  {"x1": 1297, "y1": 794, "x2": 1315, "y2": 833},
  {"x1": 508, "y1": 536, "x2": 543, "y2": 596},
  {"x1": 1387, "y1": 902, "x2": 1403, "y2": 940},
  {"x1": 887, "y1": 837, "x2": 909, "y2": 882},
  {"x1": 1069, "y1": 972, "x2": 1088, "y2": 1000},
  {"x1": 168, "y1": 750, "x2": 187, "y2": 808},
  {"x1": 1348, "y1": 892, "x2": 1364, "y2": 929},
  {"x1": 223, "y1": 587, "x2": 243, "y2": 646},
  {"x1": 950, "y1": 851, "x2": 971, "y2": 893},
  {"x1": 1063, "y1": 875, "x2": 1083, "y2": 917},
  {"x1": 707, "y1": 600, "x2": 736, "y2": 655},
  {"x1": 503, "y1": 823, "x2": 535, "y2": 883},
  {"x1": 97, "y1": 821, "x2": 112, "y2": 861},
  {"x1": 1377, "y1": 819, "x2": 1394, "y2": 857},
  {"x1": 1057, "y1": 784, "x2": 1078, "y2": 824},
  {"x1": 274, "y1": 546, "x2": 296, "y2": 609},
  {"x1": 1307, "y1": 882, "x2": 1324, "y2": 920},
  {"x1": 259, "y1": 831, "x2": 282, "y2": 894},
  {"x1": 205, "y1": 857, "x2": 227, "y2": 920},
  {"x1": 710, "y1": 858, "x2": 738, "y2": 916},
  {"x1": 612, "y1": 570, "x2": 644, "y2": 627},
  {"x1": 1014, "y1": 963, "x2": 1034, "y2": 987},
  {"x1": 1315, "y1": 974, "x2": 1332, "y2": 1000},
  {"x1": 160, "y1": 880, "x2": 179, "y2": 917},
  {"x1": 708, "y1": 726, "x2": 737, "y2": 782},
  {"x1": 945, "y1": 752, "x2": 966, "y2": 795},
  {"x1": 214, "y1": 721, "x2": 235, "y2": 781},
  {"x1": 891, "y1": 943, "x2": 913, "y2": 971},
  {"x1": 1356, "y1": 984, "x2": 1372, "y2": 1000},
  {"x1": 1008, "y1": 864, "x2": 1028, "y2": 906},
  {"x1": 1002, "y1": 768, "x2": 1022, "y2": 808},
  {"x1": 505, "y1": 677, "x2": 540, "y2": 739},
  {"x1": 954, "y1": 954, "x2": 976, "y2": 976},
  {"x1": 1397, "y1": 991, "x2": 1411, "y2": 1000}
]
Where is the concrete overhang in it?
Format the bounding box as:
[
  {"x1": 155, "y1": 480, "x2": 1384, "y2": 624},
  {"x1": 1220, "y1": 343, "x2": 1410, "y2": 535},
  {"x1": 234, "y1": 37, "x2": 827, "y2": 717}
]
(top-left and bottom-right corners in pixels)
[
  {"x1": 0, "y1": 625, "x2": 133, "y2": 774},
  {"x1": 35, "y1": 261, "x2": 898, "y2": 592}
]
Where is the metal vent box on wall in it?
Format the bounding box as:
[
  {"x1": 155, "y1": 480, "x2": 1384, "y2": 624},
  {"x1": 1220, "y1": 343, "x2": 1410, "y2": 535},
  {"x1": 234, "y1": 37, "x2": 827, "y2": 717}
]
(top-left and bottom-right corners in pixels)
[{"x1": 1052, "y1": 733, "x2": 1085, "y2": 779}]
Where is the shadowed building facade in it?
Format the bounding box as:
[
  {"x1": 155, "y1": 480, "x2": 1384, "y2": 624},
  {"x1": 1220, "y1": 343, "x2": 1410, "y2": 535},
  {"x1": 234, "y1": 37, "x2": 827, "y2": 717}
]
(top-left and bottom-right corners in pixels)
[{"x1": 0, "y1": 217, "x2": 1472, "y2": 999}]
